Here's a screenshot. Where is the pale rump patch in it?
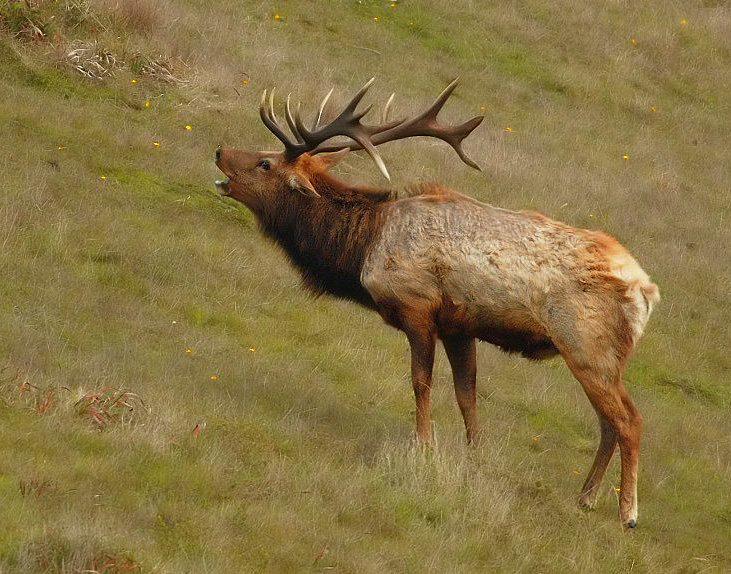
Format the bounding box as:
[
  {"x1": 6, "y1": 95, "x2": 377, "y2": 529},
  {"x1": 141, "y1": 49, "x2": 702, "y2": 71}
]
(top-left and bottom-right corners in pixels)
[
  {"x1": 605, "y1": 241, "x2": 660, "y2": 343},
  {"x1": 605, "y1": 242, "x2": 654, "y2": 297}
]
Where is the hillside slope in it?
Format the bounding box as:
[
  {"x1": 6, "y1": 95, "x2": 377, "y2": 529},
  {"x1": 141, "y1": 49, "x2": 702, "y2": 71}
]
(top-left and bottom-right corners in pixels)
[{"x1": 1, "y1": 1, "x2": 730, "y2": 572}]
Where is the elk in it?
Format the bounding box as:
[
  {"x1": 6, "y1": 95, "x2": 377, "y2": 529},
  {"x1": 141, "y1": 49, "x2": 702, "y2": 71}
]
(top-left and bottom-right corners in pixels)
[{"x1": 214, "y1": 78, "x2": 659, "y2": 528}]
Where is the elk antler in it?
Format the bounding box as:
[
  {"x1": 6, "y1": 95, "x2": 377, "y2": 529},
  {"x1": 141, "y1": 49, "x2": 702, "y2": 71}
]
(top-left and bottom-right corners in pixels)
[{"x1": 259, "y1": 78, "x2": 483, "y2": 180}]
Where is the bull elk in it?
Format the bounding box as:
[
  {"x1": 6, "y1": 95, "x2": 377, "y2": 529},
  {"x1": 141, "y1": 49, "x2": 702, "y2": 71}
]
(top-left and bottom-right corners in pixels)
[{"x1": 213, "y1": 78, "x2": 659, "y2": 528}]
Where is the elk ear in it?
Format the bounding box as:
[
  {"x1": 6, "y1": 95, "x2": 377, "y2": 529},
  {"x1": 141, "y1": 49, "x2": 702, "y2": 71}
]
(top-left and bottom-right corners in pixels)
[
  {"x1": 318, "y1": 149, "x2": 350, "y2": 170},
  {"x1": 288, "y1": 173, "x2": 320, "y2": 198}
]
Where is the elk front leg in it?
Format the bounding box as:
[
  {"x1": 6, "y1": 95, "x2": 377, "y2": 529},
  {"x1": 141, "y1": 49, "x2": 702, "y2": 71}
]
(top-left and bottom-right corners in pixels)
[
  {"x1": 406, "y1": 328, "x2": 436, "y2": 444},
  {"x1": 442, "y1": 335, "x2": 479, "y2": 445}
]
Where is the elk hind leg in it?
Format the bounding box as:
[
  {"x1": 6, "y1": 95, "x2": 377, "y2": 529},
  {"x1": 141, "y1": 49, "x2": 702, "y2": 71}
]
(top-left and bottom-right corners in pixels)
[{"x1": 568, "y1": 360, "x2": 642, "y2": 528}]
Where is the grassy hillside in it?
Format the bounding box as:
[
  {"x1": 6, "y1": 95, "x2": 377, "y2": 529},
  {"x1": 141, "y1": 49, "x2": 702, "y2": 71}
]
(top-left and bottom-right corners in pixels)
[{"x1": 1, "y1": 0, "x2": 730, "y2": 572}]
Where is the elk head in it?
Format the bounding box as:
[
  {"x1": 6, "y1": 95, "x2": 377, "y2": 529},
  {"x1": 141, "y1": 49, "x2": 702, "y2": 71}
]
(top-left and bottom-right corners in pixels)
[{"x1": 214, "y1": 78, "x2": 484, "y2": 210}]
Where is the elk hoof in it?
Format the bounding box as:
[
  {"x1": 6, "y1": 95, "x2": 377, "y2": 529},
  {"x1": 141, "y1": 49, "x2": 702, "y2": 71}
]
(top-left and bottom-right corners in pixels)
[
  {"x1": 577, "y1": 492, "x2": 596, "y2": 511},
  {"x1": 578, "y1": 500, "x2": 594, "y2": 511}
]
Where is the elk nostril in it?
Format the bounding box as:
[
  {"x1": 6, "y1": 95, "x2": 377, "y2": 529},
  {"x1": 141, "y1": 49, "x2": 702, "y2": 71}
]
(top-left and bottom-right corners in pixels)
[{"x1": 215, "y1": 146, "x2": 221, "y2": 162}]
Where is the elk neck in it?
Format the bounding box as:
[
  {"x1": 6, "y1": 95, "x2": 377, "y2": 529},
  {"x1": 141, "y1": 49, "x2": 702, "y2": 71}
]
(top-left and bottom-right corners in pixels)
[{"x1": 256, "y1": 171, "x2": 391, "y2": 308}]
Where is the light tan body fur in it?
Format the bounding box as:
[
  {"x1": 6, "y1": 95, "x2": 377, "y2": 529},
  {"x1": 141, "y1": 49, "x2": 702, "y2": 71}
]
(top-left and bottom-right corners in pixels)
[{"x1": 363, "y1": 188, "x2": 657, "y2": 355}]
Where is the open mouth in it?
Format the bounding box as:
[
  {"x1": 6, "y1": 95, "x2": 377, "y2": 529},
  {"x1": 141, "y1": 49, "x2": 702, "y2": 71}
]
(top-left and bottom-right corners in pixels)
[{"x1": 214, "y1": 178, "x2": 230, "y2": 196}]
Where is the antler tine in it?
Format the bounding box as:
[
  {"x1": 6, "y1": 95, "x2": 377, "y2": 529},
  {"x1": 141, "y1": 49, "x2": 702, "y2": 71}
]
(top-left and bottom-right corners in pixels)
[
  {"x1": 268, "y1": 88, "x2": 278, "y2": 123},
  {"x1": 259, "y1": 89, "x2": 297, "y2": 150},
  {"x1": 293, "y1": 101, "x2": 311, "y2": 146},
  {"x1": 353, "y1": 103, "x2": 374, "y2": 122},
  {"x1": 383, "y1": 93, "x2": 395, "y2": 124},
  {"x1": 312, "y1": 88, "x2": 334, "y2": 131},
  {"x1": 445, "y1": 116, "x2": 484, "y2": 170},
  {"x1": 421, "y1": 77, "x2": 460, "y2": 121},
  {"x1": 366, "y1": 148, "x2": 390, "y2": 181},
  {"x1": 285, "y1": 94, "x2": 304, "y2": 143},
  {"x1": 349, "y1": 133, "x2": 391, "y2": 180},
  {"x1": 342, "y1": 77, "x2": 376, "y2": 115},
  {"x1": 259, "y1": 89, "x2": 270, "y2": 122}
]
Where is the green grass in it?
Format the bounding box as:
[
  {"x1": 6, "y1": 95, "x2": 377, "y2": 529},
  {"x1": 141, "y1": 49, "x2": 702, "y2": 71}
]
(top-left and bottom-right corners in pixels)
[{"x1": 1, "y1": 0, "x2": 731, "y2": 572}]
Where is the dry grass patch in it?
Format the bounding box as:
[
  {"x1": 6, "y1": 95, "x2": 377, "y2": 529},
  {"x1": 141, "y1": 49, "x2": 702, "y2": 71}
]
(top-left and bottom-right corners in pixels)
[
  {"x1": 82, "y1": 553, "x2": 142, "y2": 573},
  {"x1": 16, "y1": 534, "x2": 141, "y2": 574},
  {"x1": 18, "y1": 477, "x2": 54, "y2": 498},
  {"x1": 74, "y1": 387, "x2": 147, "y2": 430},
  {"x1": 129, "y1": 50, "x2": 189, "y2": 85},
  {"x1": 0, "y1": 366, "x2": 147, "y2": 430},
  {"x1": 0, "y1": 366, "x2": 63, "y2": 416},
  {"x1": 65, "y1": 39, "x2": 121, "y2": 79}
]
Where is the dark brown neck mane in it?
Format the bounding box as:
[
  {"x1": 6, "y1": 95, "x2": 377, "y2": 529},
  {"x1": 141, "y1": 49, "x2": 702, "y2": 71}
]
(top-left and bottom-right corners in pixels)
[{"x1": 257, "y1": 172, "x2": 391, "y2": 308}]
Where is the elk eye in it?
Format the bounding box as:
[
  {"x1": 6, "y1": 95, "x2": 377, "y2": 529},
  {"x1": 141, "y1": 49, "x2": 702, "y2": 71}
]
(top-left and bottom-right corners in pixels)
[{"x1": 256, "y1": 159, "x2": 271, "y2": 171}]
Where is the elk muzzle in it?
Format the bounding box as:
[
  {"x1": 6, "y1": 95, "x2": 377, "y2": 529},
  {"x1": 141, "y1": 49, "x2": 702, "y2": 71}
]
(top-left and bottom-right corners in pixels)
[{"x1": 214, "y1": 146, "x2": 230, "y2": 195}]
